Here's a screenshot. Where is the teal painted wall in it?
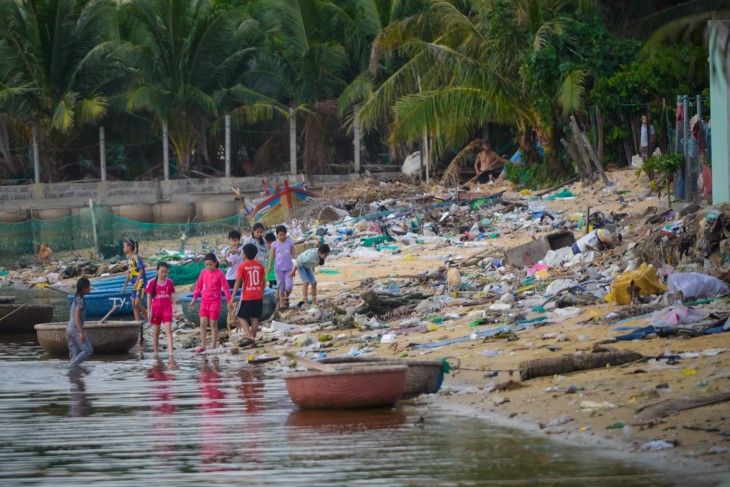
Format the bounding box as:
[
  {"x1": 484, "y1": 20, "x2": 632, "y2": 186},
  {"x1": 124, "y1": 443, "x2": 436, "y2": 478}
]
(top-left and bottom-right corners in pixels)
[{"x1": 710, "y1": 21, "x2": 730, "y2": 204}]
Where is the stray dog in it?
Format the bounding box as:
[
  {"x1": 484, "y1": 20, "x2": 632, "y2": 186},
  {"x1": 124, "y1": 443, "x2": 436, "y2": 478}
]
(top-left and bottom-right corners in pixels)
[{"x1": 39, "y1": 243, "x2": 53, "y2": 266}]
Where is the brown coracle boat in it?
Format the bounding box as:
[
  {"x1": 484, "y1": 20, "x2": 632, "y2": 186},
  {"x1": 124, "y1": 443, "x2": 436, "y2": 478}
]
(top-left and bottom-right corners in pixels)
[
  {"x1": 34, "y1": 321, "x2": 142, "y2": 355},
  {"x1": 284, "y1": 365, "x2": 407, "y2": 409},
  {"x1": 0, "y1": 304, "x2": 54, "y2": 334}
]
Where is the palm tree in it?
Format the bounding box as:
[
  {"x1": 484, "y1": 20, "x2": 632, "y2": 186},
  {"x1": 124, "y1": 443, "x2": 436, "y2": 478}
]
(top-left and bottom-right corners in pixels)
[
  {"x1": 119, "y1": 0, "x2": 260, "y2": 176},
  {"x1": 358, "y1": 0, "x2": 613, "y2": 182},
  {"x1": 0, "y1": 0, "x2": 119, "y2": 181}
]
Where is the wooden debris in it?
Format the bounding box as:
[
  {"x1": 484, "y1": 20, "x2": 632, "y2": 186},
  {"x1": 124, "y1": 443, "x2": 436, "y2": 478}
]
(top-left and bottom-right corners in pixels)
[
  {"x1": 519, "y1": 350, "x2": 644, "y2": 381},
  {"x1": 638, "y1": 392, "x2": 730, "y2": 422}
]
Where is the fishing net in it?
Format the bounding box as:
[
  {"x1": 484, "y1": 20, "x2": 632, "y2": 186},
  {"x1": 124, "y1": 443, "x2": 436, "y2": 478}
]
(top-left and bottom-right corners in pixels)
[{"x1": 0, "y1": 203, "x2": 248, "y2": 265}]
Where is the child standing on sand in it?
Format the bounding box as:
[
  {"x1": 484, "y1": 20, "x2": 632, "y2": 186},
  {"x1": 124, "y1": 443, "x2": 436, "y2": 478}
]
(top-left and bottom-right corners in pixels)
[
  {"x1": 269, "y1": 225, "x2": 296, "y2": 309},
  {"x1": 192, "y1": 253, "x2": 231, "y2": 354},
  {"x1": 244, "y1": 223, "x2": 268, "y2": 267},
  {"x1": 224, "y1": 230, "x2": 244, "y2": 289},
  {"x1": 264, "y1": 232, "x2": 277, "y2": 288},
  {"x1": 122, "y1": 238, "x2": 148, "y2": 326},
  {"x1": 294, "y1": 244, "x2": 330, "y2": 306},
  {"x1": 229, "y1": 243, "x2": 265, "y2": 348},
  {"x1": 145, "y1": 262, "x2": 176, "y2": 359},
  {"x1": 67, "y1": 277, "x2": 93, "y2": 368}
]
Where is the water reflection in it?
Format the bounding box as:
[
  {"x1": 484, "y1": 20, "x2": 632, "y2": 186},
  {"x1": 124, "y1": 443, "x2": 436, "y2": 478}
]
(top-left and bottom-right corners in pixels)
[
  {"x1": 68, "y1": 367, "x2": 90, "y2": 417},
  {"x1": 147, "y1": 359, "x2": 177, "y2": 461},
  {"x1": 199, "y1": 357, "x2": 232, "y2": 471}
]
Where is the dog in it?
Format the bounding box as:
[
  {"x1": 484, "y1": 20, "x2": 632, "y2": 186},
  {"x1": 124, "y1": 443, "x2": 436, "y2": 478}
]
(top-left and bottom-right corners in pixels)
[{"x1": 39, "y1": 243, "x2": 53, "y2": 266}]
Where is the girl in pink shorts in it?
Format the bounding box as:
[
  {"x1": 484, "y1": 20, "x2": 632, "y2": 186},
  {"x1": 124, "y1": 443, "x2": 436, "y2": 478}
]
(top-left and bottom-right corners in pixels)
[
  {"x1": 146, "y1": 262, "x2": 176, "y2": 359},
  {"x1": 192, "y1": 253, "x2": 232, "y2": 353}
]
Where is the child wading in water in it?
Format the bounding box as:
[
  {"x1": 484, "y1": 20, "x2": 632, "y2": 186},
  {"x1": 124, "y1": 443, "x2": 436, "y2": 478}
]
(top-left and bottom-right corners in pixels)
[
  {"x1": 192, "y1": 253, "x2": 231, "y2": 353},
  {"x1": 67, "y1": 277, "x2": 93, "y2": 368},
  {"x1": 122, "y1": 239, "x2": 148, "y2": 341},
  {"x1": 229, "y1": 243, "x2": 265, "y2": 348},
  {"x1": 294, "y1": 244, "x2": 330, "y2": 306},
  {"x1": 264, "y1": 232, "x2": 277, "y2": 288},
  {"x1": 269, "y1": 225, "x2": 296, "y2": 309},
  {"x1": 145, "y1": 262, "x2": 176, "y2": 359},
  {"x1": 224, "y1": 230, "x2": 244, "y2": 289}
]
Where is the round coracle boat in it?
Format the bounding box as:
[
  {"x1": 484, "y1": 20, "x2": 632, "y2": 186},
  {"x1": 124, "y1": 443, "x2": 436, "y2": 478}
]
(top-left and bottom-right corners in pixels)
[
  {"x1": 320, "y1": 357, "x2": 444, "y2": 399},
  {"x1": 284, "y1": 365, "x2": 407, "y2": 409},
  {"x1": 34, "y1": 321, "x2": 142, "y2": 355}
]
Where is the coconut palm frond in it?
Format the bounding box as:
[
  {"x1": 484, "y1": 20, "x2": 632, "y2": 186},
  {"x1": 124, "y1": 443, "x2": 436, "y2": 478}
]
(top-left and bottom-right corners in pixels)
[
  {"x1": 556, "y1": 68, "x2": 585, "y2": 115},
  {"x1": 440, "y1": 138, "x2": 484, "y2": 187}
]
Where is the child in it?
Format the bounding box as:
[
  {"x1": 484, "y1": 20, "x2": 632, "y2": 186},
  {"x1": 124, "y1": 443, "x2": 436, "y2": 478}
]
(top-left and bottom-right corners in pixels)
[
  {"x1": 145, "y1": 262, "x2": 176, "y2": 358},
  {"x1": 224, "y1": 230, "x2": 244, "y2": 289},
  {"x1": 294, "y1": 244, "x2": 330, "y2": 306},
  {"x1": 229, "y1": 243, "x2": 265, "y2": 347},
  {"x1": 269, "y1": 225, "x2": 296, "y2": 308},
  {"x1": 122, "y1": 238, "x2": 149, "y2": 328},
  {"x1": 191, "y1": 253, "x2": 232, "y2": 353},
  {"x1": 264, "y1": 232, "x2": 277, "y2": 288},
  {"x1": 67, "y1": 277, "x2": 93, "y2": 368},
  {"x1": 244, "y1": 223, "x2": 268, "y2": 267}
]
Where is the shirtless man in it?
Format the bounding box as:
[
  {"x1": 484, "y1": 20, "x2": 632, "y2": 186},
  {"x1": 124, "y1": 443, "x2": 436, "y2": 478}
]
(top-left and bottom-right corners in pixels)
[{"x1": 474, "y1": 142, "x2": 509, "y2": 183}]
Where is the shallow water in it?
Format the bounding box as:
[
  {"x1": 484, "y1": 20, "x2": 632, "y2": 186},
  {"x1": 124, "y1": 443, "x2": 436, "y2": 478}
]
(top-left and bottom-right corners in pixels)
[{"x1": 1, "y1": 337, "x2": 728, "y2": 486}]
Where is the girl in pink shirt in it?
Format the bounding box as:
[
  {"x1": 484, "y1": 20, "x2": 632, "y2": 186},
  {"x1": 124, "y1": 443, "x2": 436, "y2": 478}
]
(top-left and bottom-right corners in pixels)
[
  {"x1": 192, "y1": 253, "x2": 232, "y2": 353},
  {"x1": 145, "y1": 262, "x2": 176, "y2": 359}
]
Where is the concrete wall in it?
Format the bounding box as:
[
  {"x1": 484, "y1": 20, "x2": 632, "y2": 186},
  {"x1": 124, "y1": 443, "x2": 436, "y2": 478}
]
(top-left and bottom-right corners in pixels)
[
  {"x1": 710, "y1": 21, "x2": 730, "y2": 204},
  {"x1": 0, "y1": 173, "x2": 360, "y2": 213}
]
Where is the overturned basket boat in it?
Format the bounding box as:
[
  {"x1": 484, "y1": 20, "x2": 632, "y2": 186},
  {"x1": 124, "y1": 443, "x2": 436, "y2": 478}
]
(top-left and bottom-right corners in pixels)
[
  {"x1": 284, "y1": 365, "x2": 407, "y2": 409},
  {"x1": 34, "y1": 321, "x2": 142, "y2": 355},
  {"x1": 179, "y1": 288, "x2": 277, "y2": 328},
  {"x1": 320, "y1": 357, "x2": 445, "y2": 399},
  {"x1": 0, "y1": 296, "x2": 16, "y2": 304},
  {"x1": 0, "y1": 304, "x2": 55, "y2": 334}
]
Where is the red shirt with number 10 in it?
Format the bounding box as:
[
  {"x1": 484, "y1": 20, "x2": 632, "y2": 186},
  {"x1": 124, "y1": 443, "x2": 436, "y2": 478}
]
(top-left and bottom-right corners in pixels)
[{"x1": 236, "y1": 259, "x2": 265, "y2": 301}]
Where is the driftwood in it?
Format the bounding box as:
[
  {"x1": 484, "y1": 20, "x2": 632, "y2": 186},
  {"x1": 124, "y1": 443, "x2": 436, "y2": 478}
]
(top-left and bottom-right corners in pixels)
[
  {"x1": 519, "y1": 350, "x2": 643, "y2": 381},
  {"x1": 534, "y1": 177, "x2": 579, "y2": 198},
  {"x1": 637, "y1": 392, "x2": 730, "y2": 422},
  {"x1": 354, "y1": 290, "x2": 431, "y2": 316}
]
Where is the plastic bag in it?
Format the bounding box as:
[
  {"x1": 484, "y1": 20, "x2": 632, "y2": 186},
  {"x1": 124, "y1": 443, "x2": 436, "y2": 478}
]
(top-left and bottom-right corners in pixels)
[{"x1": 667, "y1": 273, "x2": 729, "y2": 300}]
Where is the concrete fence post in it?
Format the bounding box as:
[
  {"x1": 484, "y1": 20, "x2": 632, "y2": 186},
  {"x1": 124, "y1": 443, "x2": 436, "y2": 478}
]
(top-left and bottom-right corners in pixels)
[
  {"x1": 32, "y1": 123, "x2": 40, "y2": 184},
  {"x1": 353, "y1": 117, "x2": 361, "y2": 174},
  {"x1": 162, "y1": 119, "x2": 170, "y2": 181},
  {"x1": 99, "y1": 126, "x2": 107, "y2": 182},
  {"x1": 225, "y1": 114, "x2": 231, "y2": 177},
  {"x1": 289, "y1": 107, "x2": 296, "y2": 176}
]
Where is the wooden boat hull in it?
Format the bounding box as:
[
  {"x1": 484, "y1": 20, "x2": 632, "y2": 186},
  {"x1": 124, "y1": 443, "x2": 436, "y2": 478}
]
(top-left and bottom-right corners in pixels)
[
  {"x1": 179, "y1": 289, "x2": 277, "y2": 328},
  {"x1": 34, "y1": 321, "x2": 142, "y2": 355},
  {"x1": 66, "y1": 292, "x2": 133, "y2": 316},
  {"x1": 0, "y1": 304, "x2": 55, "y2": 334},
  {"x1": 247, "y1": 181, "x2": 317, "y2": 226},
  {"x1": 284, "y1": 365, "x2": 407, "y2": 409},
  {"x1": 320, "y1": 357, "x2": 444, "y2": 399}
]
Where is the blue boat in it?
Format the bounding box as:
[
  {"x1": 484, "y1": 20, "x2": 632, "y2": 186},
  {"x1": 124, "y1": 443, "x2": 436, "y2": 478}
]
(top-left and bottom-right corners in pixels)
[{"x1": 66, "y1": 291, "x2": 135, "y2": 316}]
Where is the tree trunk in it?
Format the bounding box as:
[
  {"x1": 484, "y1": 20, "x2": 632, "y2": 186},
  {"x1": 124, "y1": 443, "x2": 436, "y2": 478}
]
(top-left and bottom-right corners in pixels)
[
  {"x1": 536, "y1": 122, "x2": 565, "y2": 178},
  {"x1": 519, "y1": 350, "x2": 643, "y2": 381}
]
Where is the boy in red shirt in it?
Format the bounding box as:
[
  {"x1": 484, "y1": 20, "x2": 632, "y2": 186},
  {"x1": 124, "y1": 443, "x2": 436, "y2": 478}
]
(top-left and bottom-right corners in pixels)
[{"x1": 229, "y1": 243, "x2": 265, "y2": 348}]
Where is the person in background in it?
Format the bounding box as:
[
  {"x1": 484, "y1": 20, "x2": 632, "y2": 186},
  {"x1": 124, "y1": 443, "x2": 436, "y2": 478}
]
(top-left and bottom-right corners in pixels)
[
  {"x1": 191, "y1": 253, "x2": 232, "y2": 354},
  {"x1": 122, "y1": 238, "x2": 148, "y2": 339},
  {"x1": 639, "y1": 114, "x2": 656, "y2": 163},
  {"x1": 145, "y1": 262, "x2": 176, "y2": 359},
  {"x1": 67, "y1": 277, "x2": 93, "y2": 368},
  {"x1": 224, "y1": 230, "x2": 244, "y2": 289},
  {"x1": 264, "y1": 232, "x2": 277, "y2": 289},
  {"x1": 229, "y1": 243, "x2": 265, "y2": 348},
  {"x1": 244, "y1": 223, "x2": 268, "y2": 267},
  {"x1": 294, "y1": 244, "x2": 330, "y2": 307},
  {"x1": 474, "y1": 142, "x2": 509, "y2": 183},
  {"x1": 268, "y1": 225, "x2": 296, "y2": 309}
]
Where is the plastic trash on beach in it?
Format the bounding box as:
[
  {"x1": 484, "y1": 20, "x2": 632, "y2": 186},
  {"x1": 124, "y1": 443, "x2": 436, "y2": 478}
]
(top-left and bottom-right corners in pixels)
[
  {"x1": 605, "y1": 263, "x2": 667, "y2": 305},
  {"x1": 666, "y1": 273, "x2": 729, "y2": 300},
  {"x1": 640, "y1": 440, "x2": 675, "y2": 451}
]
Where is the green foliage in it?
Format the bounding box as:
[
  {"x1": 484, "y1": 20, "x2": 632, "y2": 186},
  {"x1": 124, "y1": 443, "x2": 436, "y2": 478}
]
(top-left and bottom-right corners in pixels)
[
  {"x1": 505, "y1": 160, "x2": 563, "y2": 190},
  {"x1": 635, "y1": 152, "x2": 684, "y2": 204}
]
